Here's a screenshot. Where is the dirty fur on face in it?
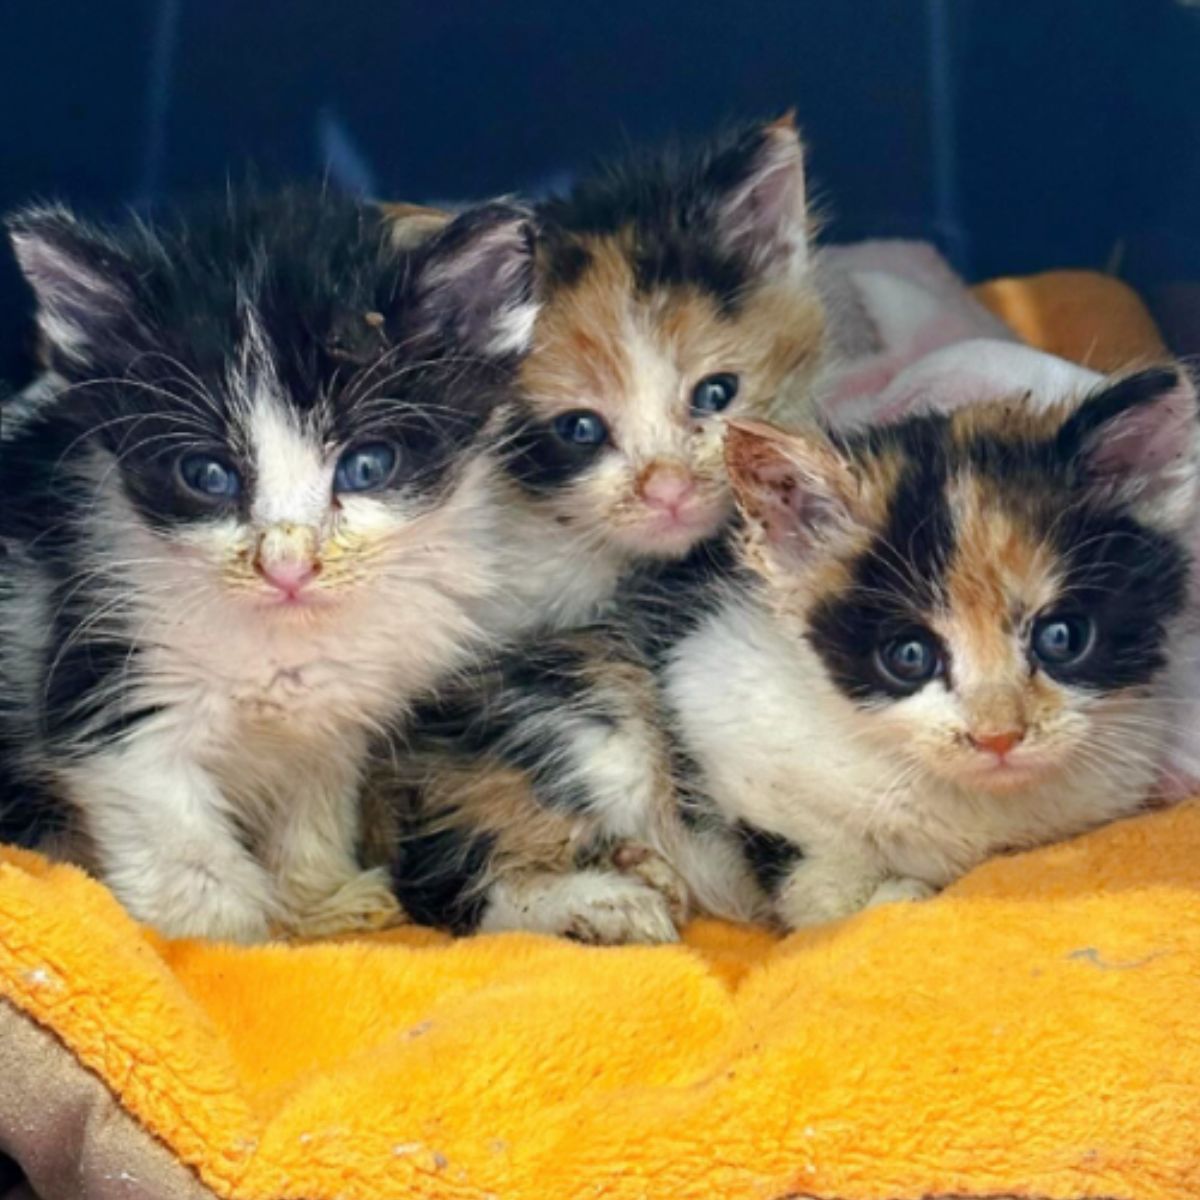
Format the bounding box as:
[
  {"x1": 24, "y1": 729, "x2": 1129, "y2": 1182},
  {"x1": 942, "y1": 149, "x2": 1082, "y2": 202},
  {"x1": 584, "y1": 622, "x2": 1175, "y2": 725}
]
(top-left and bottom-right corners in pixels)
[
  {"x1": 383, "y1": 117, "x2": 828, "y2": 638},
  {"x1": 0, "y1": 187, "x2": 539, "y2": 942},
  {"x1": 665, "y1": 365, "x2": 1199, "y2": 927}
]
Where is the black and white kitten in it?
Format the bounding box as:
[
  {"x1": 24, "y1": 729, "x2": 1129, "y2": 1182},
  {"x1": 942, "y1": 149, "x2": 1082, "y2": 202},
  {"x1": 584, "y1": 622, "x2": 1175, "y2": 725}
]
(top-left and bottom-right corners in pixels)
[
  {"x1": 379, "y1": 365, "x2": 1199, "y2": 939},
  {"x1": 0, "y1": 189, "x2": 538, "y2": 941}
]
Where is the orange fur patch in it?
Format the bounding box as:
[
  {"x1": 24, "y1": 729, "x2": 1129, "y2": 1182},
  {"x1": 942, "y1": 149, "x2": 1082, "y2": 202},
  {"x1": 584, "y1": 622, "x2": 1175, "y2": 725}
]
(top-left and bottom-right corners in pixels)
[{"x1": 522, "y1": 230, "x2": 824, "y2": 433}]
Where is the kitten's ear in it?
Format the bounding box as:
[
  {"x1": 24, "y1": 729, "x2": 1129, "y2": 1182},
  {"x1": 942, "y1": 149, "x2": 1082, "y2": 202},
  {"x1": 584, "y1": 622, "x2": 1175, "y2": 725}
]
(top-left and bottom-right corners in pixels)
[
  {"x1": 411, "y1": 201, "x2": 539, "y2": 358},
  {"x1": 707, "y1": 113, "x2": 810, "y2": 280},
  {"x1": 1059, "y1": 365, "x2": 1200, "y2": 530},
  {"x1": 379, "y1": 201, "x2": 453, "y2": 250},
  {"x1": 725, "y1": 419, "x2": 860, "y2": 561},
  {"x1": 8, "y1": 206, "x2": 137, "y2": 365}
]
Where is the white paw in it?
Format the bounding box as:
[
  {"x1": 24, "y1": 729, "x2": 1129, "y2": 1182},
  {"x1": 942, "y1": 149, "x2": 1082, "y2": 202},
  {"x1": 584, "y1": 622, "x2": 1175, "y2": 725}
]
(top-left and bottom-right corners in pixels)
[
  {"x1": 774, "y1": 858, "x2": 880, "y2": 930},
  {"x1": 864, "y1": 876, "x2": 937, "y2": 908},
  {"x1": 481, "y1": 870, "x2": 681, "y2": 945},
  {"x1": 133, "y1": 857, "x2": 276, "y2": 944},
  {"x1": 284, "y1": 867, "x2": 407, "y2": 939}
]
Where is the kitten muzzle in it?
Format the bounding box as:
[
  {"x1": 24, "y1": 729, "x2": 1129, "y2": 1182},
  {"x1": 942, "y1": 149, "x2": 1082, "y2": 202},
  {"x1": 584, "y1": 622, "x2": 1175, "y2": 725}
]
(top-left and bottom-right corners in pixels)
[
  {"x1": 254, "y1": 523, "x2": 322, "y2": 599},
  {"x1": 636, "y1": 460, "x2": 697, "y2": 516}
]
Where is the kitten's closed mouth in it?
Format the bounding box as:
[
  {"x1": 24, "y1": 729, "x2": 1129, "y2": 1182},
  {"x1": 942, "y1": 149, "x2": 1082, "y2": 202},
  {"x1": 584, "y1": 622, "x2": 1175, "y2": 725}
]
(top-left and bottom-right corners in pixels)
[
  {"x1": 958, "y1": 752, "x2": 1058, "y2": 794},
  {"x1": 255, "y1": 588, "x2": 335, "y2": 612},
  {"x1": 631, "y1": 502, "x2": 725, "y2": 553}
]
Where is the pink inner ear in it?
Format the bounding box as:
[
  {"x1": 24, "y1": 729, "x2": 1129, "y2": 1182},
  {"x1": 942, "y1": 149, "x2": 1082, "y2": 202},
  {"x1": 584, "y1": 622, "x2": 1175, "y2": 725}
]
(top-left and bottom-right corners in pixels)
[
  {"x1": 720, "y1": 132, "x2": 807, "y2": 270},
  {"x1": 1088, "y1": 382, "x2": 1197, "y2": 482},
  {"x1": 733, "y1": 447, "x2": 844, "y2": 552}
]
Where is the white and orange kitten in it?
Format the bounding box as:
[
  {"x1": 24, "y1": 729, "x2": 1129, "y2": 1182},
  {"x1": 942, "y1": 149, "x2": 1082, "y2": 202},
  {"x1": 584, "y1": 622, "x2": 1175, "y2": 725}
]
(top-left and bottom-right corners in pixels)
[{"x1": 465, "y1": 116, "x2": 826, "y2": 635}]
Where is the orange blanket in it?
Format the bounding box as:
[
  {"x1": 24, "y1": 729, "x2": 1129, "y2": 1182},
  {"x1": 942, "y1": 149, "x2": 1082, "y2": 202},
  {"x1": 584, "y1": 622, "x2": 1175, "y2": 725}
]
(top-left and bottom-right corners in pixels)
[{"x1": 1, "y1": 271, "x2": 1194, "y2": 1200}]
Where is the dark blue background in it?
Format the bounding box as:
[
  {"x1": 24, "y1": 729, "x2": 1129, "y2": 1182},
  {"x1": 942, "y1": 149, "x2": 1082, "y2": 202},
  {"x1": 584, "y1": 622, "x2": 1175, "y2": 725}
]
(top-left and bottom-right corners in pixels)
[{"x1": 0, "y1": 0, "x2": 1196, "y2": 379}]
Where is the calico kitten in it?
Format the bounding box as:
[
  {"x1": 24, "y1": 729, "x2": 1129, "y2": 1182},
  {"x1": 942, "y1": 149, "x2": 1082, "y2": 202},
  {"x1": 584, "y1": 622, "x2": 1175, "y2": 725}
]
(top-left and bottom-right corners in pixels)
[
  {"x1": 677, "y1": 365, "x2": 1199, "y2": 925},
  {"x1": 373, "y1": 625, "x2": 759, "y2": 941},
  {"x1": 382, "y1": 364, "x2": 1199, "y2": 938},
  {"x1": 0, "y1": 189, "x2": 538, "y2": 941},
  {"x1": 384, "y1": 116, "x2": 827, "y2": 634}
]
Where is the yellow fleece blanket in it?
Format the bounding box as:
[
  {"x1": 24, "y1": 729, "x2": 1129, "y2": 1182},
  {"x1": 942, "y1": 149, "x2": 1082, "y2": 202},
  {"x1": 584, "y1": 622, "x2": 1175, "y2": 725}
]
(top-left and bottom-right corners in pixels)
[{"x1": 1, "y1": 272, "x2": 1195, "y2": 1200}]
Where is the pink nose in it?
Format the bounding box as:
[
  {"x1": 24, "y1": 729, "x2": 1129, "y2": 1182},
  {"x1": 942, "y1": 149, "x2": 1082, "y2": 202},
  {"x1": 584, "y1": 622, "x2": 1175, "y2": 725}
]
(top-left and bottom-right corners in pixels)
[
  {"x1": 970, "y1": 730, "x2": 1024, "y2": 759},
  {"x1": 638, "y1": 462, "x2": 696, "y2": 513},
  {"x1": 257, "y1": 559, "x2": 318, "y2": 596}
]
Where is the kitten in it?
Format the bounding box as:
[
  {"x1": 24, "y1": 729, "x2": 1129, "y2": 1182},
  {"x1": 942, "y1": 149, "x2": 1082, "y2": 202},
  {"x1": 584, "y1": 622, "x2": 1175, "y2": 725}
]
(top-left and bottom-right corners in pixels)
[
  {"x1": 673, "y1": 365, "x2": 1198, "y2": 925},
  {"x1": 371, "y1": 625, "x2": 760, "y2": 942},
  {"x1": 381, "y1": 364, "x2": 1199, "y2": 938},
  {"x1": 383, "y1": 116, "x2": 827, "y2": 635},
  {"x1": 0, "y1": 189, "x2": 538, "y2": 941}
]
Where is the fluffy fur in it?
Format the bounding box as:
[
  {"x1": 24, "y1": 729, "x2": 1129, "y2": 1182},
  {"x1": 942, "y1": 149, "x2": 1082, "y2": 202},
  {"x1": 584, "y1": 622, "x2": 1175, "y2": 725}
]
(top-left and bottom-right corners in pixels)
[
  {"x1": 675, "y1": 365, "x2": 1198, "y2": 925},
  {"x1": 384, "y1": 117, "x2": 827, "y2": 636},
  {"x1": 367, "y1": 628, "x2": 760, "y2": 941},
  {"x1": 0, "y1": 188, "x2": 538, "y2": 941},
  {"x1": 380, "y1": 364, "x2": 1200, "y2": 938}
]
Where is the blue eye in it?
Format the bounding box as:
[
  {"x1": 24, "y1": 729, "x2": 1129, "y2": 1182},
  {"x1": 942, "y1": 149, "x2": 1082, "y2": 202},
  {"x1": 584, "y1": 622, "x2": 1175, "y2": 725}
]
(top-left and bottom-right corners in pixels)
[
  {"x1": 553, "y1": 410, "x2": 609, "y2": 448},
  {"x1": 178, "y1": 454, "x2": 240, "y2": 500},
  {"x1": 1032, "y1": 614, "x2": 1094, "y2": 668},
  {"x1": 334, "y1": 442, "x2": 398, "y2": 494},
  {"x1": 690, "y1": 373, "x2": 739, "y2": 415},
  {"x1": 876, "y1": 631, "x2": 942, "y2": 691}
]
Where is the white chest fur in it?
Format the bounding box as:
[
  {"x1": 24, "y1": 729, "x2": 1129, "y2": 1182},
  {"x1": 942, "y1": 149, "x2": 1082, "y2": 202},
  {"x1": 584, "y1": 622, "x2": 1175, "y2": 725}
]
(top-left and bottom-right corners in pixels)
[{"x1": 476, "y1": 499, "x2": 627, "y2": 637}]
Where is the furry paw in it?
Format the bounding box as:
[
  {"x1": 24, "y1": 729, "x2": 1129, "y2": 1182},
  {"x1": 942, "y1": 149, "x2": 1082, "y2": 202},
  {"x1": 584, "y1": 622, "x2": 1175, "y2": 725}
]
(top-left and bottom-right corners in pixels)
[
  {"x1": 285, "y1": 867, "x2": 408, "y2": 939},
  {"x1": 481, "y1": 870, "x2": 681, "y2": 945},
  {"x1": 864, "y1": 876, "x2": 937, "y2": 908},
  {"x1": 774, "y1": 857, "x2": 881, "y2": 930},
  {"x1": 560, "y1": 875, "x2": 681, "y2": 945},
  {"x1": 127, "y1": 853, "x2": 276, "y2": 944},
  {"x1": 162, "y1": 880, "x2": 275, "y2": 944},
  {"x1": 610, "y1": 841, "x2": 690, "y2": 926}
]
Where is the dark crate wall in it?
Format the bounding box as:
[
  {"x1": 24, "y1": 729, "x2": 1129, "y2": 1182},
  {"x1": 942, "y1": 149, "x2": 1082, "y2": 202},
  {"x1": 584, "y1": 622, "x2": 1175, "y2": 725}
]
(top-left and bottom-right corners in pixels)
[{"x1": 0, "y1": 0, "x2": 1195, "y2": 379}]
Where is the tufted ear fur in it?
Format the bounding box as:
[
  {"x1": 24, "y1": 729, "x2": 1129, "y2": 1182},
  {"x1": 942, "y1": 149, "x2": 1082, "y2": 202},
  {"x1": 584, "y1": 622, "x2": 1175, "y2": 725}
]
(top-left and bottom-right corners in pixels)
[
  {"x1": 1058, "y1": 365, "x2": 1200, "y2": 532},
  {"x1": 725, "y1": 418, "x2": 863, "y2": 563},
  {"x1": 8, "y1": 206, "x2": 141, "y2": 367},
  {"x1": 411, "y1": 201, "x2": 539, "y2": 359},
  {"x1": 706, "y1": 113, "x2": 810, "y2": 282}
]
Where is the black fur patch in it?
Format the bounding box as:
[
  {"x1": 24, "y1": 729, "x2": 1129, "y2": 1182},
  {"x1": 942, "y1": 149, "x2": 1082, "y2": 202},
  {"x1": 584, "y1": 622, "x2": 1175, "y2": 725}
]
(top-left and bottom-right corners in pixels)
[
  {"x1": 808, "y1": 418, "x2": 954, "y2": 702},
  {"x1": 1048, "y1": 512, "x2": 1187, "y2": 689},
  {"x1": 620, "y1": 525, "x2": 750, "y2": 667},
  {"x1": 390, "y1": 818, "x2": 497, "y2": 935},
  {"x1": 537, "y1": 123, "x2": 781, "y2": 311},
  {"x1": 737, "y1": 822, "x2": 803, "y2": 897},
  {"x1": 537, "y1": 233, "x2": 592, "y2": 291},
  {"x1": 806, "y1": 407, "x2": 1191, "y2": 704},
  {"x1": 501, "y1": 410, "x2": 606, "y2": 494}
]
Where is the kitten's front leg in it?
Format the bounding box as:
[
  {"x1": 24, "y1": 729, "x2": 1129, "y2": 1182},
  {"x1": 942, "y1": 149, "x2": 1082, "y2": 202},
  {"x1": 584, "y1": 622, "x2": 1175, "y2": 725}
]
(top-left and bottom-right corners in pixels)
[
  {"x1": 773, "y1": 835, "x2": 889, "y2": 930},
  {"x1": 774, "y1": 838, "x2": 933, "y2": 929},
  {"x1": 63, "y1": 749, "x2": 277, "y2": 942},
  {"x1": 269, "y1": 763, "x2": 405, "y2": 938}
]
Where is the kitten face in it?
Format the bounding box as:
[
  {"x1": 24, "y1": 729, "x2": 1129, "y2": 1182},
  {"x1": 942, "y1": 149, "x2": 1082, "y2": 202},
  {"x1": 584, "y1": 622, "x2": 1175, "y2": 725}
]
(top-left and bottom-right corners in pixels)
[
  {"x1": 505, "y1": 117, "x2": 825, "y2": 561},
  {"x1": 6, "y1": 194, "x2": 537, "y2": 624},
  {"x1": 726, "y1": 367, "x2": 1199, "y2": 795}
]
